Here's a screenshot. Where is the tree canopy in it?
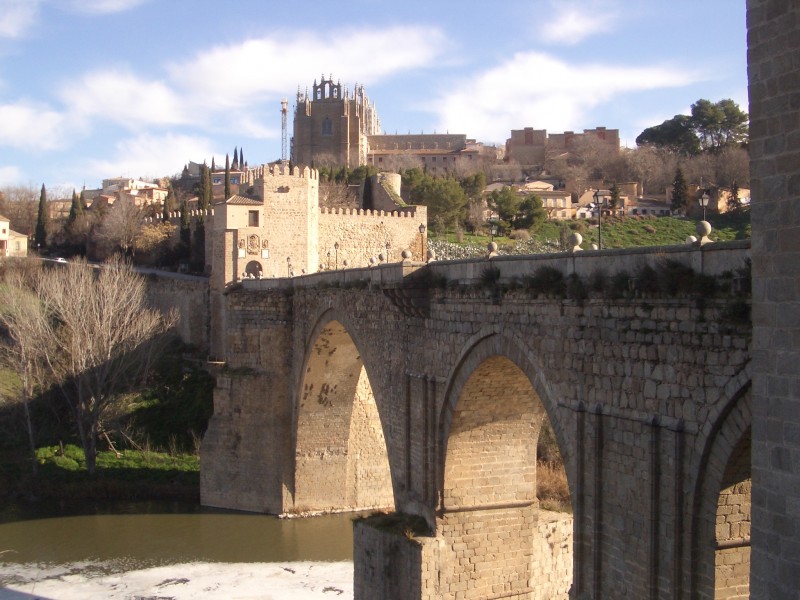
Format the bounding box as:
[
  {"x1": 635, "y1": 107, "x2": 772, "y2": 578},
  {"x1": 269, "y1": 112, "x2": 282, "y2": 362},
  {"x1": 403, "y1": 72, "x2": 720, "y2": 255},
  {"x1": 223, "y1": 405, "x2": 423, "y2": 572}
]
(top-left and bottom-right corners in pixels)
[{"x1": 636, "y1": 98, "x2": 748, "y2": 155}]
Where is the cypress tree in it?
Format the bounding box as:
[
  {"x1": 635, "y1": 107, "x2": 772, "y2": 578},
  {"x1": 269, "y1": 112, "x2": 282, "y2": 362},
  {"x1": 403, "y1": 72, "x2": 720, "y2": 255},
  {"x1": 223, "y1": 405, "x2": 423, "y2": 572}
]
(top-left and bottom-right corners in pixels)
[
  {"x1": 224, "y1": 154, "x2": 231, "y2": 200},
  {"x1": 35, "y1": 184, "x2": 49, "y2": 250},
  {"x1": 239, "y1": 147, "x2": 244, "y2": 169},
  {"x1": 211, "y1": 157, "x2": 216, "y2": 171},
  {"x1": 68, "y1": 189, "x2": 83, "y2": 224},
  {"x1": 163, "y1": 181, "x2": 176, "y2": 221},
  {"x1": 179, "y1": 197, "x2": 191, "y2": 259},
  {"x1": 198, "y1": 162, "x2": 212, "y2": 213},
  {"x1": 232, "y1": 146, "x2": 239, "y2": 170},
  {"x1": 728, "y1": 181, "x2": 742, "y2": 212},
  {"x1": 609, "y1": 182, "x2": 621, "y2": 210},
  {"x1": 671, "y1": 167, "x2": 689, "y2": 213}
]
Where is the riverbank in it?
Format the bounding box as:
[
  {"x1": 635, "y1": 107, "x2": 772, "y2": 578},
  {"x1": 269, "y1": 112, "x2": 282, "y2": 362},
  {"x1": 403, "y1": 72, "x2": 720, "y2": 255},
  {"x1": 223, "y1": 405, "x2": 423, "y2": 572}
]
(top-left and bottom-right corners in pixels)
[
  {"x1": 0, "y1": 560, "x2": 354, "y2": 599},
  {"x1": 0, "y1": 445, "x2": 200, "y2": 518}
]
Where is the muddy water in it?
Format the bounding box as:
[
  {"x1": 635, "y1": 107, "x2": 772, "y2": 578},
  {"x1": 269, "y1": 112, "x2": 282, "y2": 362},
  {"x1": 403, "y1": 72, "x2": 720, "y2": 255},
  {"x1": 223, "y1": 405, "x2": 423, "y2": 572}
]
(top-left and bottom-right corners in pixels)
[{"x1": 0, "y1": 502, "x2": 355, "y2": 569}]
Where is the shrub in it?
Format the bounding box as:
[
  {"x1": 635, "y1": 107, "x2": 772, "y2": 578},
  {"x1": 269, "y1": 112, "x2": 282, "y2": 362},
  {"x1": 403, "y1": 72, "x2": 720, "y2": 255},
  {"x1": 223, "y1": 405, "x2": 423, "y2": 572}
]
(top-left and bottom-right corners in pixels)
[
  {"x1": 523, "y1": 266, "x2": 565, "y2": 297},
  {"x1": 509, "y1": 229, "x2": 531, "y2": 241},
  {"x1": 479, "y1": 265, "x2": 502, "y2": 289}
]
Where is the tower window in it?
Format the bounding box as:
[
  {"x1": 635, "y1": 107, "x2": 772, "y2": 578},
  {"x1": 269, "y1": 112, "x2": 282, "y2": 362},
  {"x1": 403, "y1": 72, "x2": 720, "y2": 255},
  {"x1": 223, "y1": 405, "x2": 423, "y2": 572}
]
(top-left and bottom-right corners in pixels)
[
  {"x1": 248, "y1": 210, "x2": 259, "y2": 227},
  {"x1": 322, "y1": 117, "x2": 332, "y2": 136}
]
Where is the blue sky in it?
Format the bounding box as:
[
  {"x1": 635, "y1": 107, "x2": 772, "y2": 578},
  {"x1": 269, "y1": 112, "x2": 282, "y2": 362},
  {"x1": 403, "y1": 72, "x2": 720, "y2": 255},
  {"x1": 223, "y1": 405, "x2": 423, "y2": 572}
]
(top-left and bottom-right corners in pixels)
[{"x1": 0, "y1": 0, "x2": 747, "y2": 195}]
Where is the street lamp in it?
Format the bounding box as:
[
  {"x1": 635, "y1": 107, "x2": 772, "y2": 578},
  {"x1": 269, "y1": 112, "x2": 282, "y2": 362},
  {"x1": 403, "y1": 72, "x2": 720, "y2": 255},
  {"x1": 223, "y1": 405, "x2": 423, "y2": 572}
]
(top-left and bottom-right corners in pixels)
[
  {"x1": 334, "y1": 242, "x2": 339, "y2": 269},
  {"x1": 286, "y1": 256, "x2": 291, "y2": 277},
  {"x1": 590, "y1": 189, "x2": 611, "y2": 250},
  {"x1": 699, "y1": 192, "x2": 710, "y2": 221},
  {"x1": 326, "y1": 250, "x2": 331, "y2": 270},
  {"x1": 418, "y1": 223, "x2": 426, "y2": 260},
  {"x1": 385, "y1": 241, "x2": 390, "y2": 263},
  {"x1": 489, "y1": 211, "x2": 497, "y2": 241}
]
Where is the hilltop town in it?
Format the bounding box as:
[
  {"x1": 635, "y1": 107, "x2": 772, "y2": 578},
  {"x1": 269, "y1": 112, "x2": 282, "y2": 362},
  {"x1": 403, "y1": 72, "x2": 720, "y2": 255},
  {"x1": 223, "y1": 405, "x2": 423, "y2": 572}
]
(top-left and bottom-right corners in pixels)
[{"x1": 0, "y1": 76, "x2": 749, "y2": 273}]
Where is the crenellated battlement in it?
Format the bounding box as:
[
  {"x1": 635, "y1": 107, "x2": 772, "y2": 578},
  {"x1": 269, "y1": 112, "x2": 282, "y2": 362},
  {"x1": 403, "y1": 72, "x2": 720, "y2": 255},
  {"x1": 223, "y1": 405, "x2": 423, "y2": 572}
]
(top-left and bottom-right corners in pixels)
[
  {"x1": 319, "y1": 206, "x2": 421, "y2": 218},
  {"x1": 144, "y1": 209, "x2": 214, "y2": 226},
  {"x1": 247, "y1": 163, "x2": 318, "y2": 185}
]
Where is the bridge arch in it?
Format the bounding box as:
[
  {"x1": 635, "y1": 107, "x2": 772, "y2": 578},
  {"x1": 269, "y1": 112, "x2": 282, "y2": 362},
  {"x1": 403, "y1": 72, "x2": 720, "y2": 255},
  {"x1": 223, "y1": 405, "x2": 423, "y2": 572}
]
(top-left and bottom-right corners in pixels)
[
  {"x1": 291, "y1": 310, "x2": 395, "y2": 514},
  {"x1": 436, "y1": 330, "x2": 574, "y2": 599},
  {"x1": 690, "y1": 379, "x2": 752, "y2": 599}
]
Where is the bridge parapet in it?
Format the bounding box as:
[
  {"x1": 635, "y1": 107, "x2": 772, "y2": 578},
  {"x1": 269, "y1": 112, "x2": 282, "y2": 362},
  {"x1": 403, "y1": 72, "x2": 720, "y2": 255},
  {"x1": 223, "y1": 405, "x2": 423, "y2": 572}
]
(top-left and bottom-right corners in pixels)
[{"x1": 237, "y1": 240, "x2": 750, "y2": 291}]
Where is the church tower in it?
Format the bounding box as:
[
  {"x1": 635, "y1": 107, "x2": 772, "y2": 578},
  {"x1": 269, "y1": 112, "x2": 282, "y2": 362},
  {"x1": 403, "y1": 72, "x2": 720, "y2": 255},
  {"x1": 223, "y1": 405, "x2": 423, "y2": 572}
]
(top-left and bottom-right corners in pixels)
[{"x1": 291, "y1": 74, "x2": 381, "y2": 168}]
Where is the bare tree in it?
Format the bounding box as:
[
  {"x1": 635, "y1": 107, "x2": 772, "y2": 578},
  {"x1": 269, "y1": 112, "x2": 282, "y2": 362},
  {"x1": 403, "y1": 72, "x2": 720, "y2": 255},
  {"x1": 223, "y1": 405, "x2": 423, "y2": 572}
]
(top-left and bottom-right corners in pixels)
[
  {"x1": 95, "y1": 197, "x2": 144, "y2": 256},
  {"x1": 0, "y1": 185, "x2": 39, "y2": 236},
  {"x1": 319, "y1": 180, "x2": 360, "y2": 210},
  {"x1": 33, "y1": 256, "x2": 176, "y2": 474},
  {"x1": 0, "y1": 268, "x2": 53, "y2": 475}
]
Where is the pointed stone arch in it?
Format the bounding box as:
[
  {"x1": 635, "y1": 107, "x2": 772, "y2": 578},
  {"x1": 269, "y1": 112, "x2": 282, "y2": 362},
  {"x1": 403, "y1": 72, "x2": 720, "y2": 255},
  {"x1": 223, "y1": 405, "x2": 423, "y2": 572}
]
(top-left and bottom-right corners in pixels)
[
  {"x1": 435, "y1": 330, "x2": 574, "y2": 599},
  {"x1": 690, "y1": 380, "x2": 752, "y2": 598},
  {"x1": 292, "y1": 312, "x2": 394, "y2": 514}
]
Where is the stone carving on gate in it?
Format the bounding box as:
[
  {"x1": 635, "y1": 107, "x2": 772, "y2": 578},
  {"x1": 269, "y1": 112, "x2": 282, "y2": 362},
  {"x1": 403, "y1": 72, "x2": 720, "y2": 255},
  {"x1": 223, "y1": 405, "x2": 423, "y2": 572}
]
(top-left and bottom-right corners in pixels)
[{"x1": 248, "y1": 234, "x2": 260, "y2": 255}]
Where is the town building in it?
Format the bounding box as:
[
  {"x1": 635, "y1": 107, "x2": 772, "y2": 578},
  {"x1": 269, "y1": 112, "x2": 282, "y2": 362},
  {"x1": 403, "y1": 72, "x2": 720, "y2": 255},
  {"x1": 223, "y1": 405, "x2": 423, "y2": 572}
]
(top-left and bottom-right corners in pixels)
[
  {"x1": 505, "y1": 126, "x2": 620, "y2": 167},
  {"x1": 0, "y1": 213, "x2": 28, "y2": 257}
]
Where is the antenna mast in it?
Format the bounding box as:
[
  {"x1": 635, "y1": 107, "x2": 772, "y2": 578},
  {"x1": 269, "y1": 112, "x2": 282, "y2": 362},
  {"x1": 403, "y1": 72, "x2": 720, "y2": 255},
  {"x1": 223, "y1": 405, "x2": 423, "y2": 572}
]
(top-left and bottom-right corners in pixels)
[{"x1": 281, "y1": 98, "x2": 288, "y2": 162}]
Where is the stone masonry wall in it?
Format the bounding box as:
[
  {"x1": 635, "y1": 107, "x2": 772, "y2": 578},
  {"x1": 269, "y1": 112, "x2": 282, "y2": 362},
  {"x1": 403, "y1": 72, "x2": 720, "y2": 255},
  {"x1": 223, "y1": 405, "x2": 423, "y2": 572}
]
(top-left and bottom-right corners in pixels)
[
  {"x1": 143, "y1": 273, "x2": 209, "y2": 354},
  {"x1": 347, "y1": 369, "x2": 395, "y2": 510},
  {"x1": 318, "y1": 205, "x2": 428, "y2": 266},
  {"x1": 747, "y1": 1, "x2": 800, "y2": 597},
  {"x1": 715, "y1": 480, "x2": 751, "y2": 600},
  {"x1": 532, "y1": 511, "x2": 573, "y2": 600}
]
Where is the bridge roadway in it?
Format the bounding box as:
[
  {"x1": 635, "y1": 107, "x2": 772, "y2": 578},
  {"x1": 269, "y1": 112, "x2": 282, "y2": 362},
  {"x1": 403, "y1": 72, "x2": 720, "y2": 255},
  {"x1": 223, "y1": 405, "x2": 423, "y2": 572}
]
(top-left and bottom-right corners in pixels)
[{"x1": 199, "y1": 241, "x2": 751, "y2": 599}]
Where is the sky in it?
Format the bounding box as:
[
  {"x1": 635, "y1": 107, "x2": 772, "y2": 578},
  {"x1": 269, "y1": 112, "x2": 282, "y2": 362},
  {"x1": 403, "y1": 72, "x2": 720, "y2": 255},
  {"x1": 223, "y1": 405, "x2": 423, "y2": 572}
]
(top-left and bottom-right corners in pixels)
[{"x1": 0, "y1": 0, "x2": 748, "y2": 196}]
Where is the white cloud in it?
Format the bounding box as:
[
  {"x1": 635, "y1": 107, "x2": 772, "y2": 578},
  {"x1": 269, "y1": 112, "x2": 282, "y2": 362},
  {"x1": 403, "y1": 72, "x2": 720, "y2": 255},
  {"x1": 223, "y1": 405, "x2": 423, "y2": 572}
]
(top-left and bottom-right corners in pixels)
[
  {"x1": 62, "y1": 69, "x2": 187, "y2": 127},
  {"x1": 167, "y1": 26, "x2": 450, "y2": 110},
  {"x1": 432, "y1": 52, "x2": 700, "y2": 144},
  {"x1": 0, "y1": 102, "x2": 69, "y2": 150},
  {"x1": 0, "y1": 165, "x2": 23, "y2": 185},
  {"x1": 0, "y1": 0, "x2": 40, "y2": 39},
  {"x1": 86, "y1": 133, "x2": 215, "y2": 180},
  {"x1": 539, "y1": 2, "x2": 619, "y2": 45},
  {"x1": 68, "y1": 0, "x2": 151, "y2": 14}
]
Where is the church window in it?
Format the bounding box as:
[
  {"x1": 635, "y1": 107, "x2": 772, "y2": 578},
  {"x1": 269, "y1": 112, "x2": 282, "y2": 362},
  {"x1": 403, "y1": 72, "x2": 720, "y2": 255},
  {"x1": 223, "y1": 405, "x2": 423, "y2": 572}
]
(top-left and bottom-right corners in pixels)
[
  {"x1": 322, "y1": 117, "x2": 332, "y2": 136},
  {"x1": 248, "y1": 210, "x2": 259, "y2": 227}
]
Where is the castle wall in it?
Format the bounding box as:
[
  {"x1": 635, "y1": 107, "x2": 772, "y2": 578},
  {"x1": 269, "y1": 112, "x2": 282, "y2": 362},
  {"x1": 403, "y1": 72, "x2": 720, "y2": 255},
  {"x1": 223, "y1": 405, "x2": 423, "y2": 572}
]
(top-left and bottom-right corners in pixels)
[
  {"x1": 318, "y1": 205, "x2": 428, "y2": 266},
  {"x1": 142, "y1": 272, "x2": 209, "y2": 354}
]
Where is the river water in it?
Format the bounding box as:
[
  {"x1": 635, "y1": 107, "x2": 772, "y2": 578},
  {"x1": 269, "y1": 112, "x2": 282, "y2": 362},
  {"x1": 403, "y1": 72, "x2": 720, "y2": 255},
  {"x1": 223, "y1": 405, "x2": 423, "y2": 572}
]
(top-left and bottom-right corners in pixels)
[{"x1": 0, "y1": 501, "x2": 357, "y2": 599}]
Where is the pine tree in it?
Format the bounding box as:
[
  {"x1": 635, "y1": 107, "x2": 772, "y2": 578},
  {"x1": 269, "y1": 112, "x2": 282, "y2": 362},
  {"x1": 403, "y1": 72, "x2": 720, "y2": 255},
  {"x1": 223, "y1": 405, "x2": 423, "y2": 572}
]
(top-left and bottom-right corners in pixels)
[
  {"x1": 671, "y1": 167, "x2": 689, "y2": 213},
  {"x1": 35, "y1": 184, "x2": 49, "y2": 250},
  {"x1": 224, "y1": 154, "x2": 231, "y2": 200}
]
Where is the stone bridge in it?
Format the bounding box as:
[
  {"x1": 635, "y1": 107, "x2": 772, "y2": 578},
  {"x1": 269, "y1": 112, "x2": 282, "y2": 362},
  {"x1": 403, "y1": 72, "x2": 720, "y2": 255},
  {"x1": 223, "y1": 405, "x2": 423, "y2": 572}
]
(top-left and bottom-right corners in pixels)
[{"x1": 200, "y1": 241, "x2": 752, "y2": 599}]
